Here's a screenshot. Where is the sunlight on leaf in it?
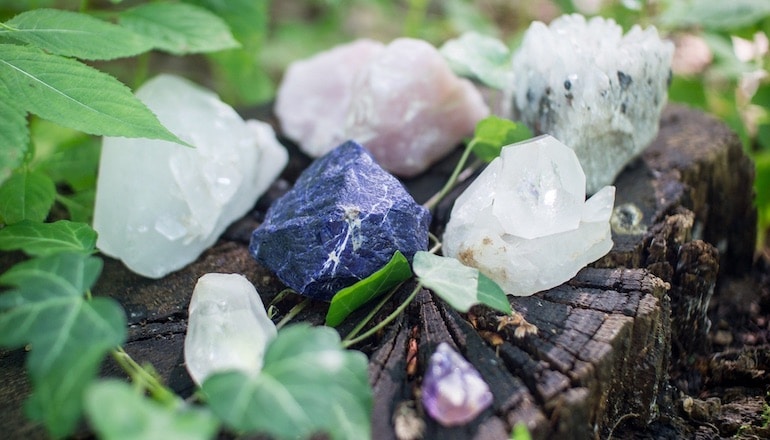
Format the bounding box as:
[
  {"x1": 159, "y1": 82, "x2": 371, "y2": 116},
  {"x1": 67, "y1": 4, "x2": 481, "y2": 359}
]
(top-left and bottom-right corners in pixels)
[
  {"x1": 326, "y1": 251, "x2": 412, "y2": 327},
  {"x1": 0, "y1": 169, "x2": 55, "y2": 225},
  {"x1": 0, "y1": 87, "x2": 28, "y2": 187},
  {"x1": 85, "y1": 380, "x2": 220, "y2": 440},
  {"x1": 471, "y1": 116, "x2": 533, "y2": 163},
  {"x1": 412, "y1": 251, "x2": 511, "y2": 314},
  {"x1": 0, "y1": 220, "x2": 97, "y2": 257},
  {"x1": 203, "y1": 324, "x2": 372, "y2": 440},
  {"x1": 440, "y1": 31, "x2": 512, "y2": 89}
]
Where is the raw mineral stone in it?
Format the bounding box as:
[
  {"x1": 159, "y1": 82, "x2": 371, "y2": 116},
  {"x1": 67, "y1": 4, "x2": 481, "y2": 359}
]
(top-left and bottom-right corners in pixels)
[
  {"x1": 184, "y1": 273, "x2": 277, "y2": 386},
  {"x1": 421, "y1": 342, "x2": 493, "y2": 427},
  {"x1": 249, "y1": 141, "x2": 430, "y2": 301},
  {"x1": 93, "y1": 74, "x2": 288, "y2": 278},
  {"x1": 275, "y1": 38, "x2": 489, "y2": 177},
  {"x1": 442, "y1": 135, "x2": 615, "y2": 296},
  {"x1": 506, "y1": 14, "x2": 673, "y2": 194}
]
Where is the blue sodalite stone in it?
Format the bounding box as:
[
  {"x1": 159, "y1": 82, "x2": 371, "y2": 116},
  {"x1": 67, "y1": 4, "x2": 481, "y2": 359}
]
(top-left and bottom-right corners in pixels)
[{"x1": 249, "y1": 141, "x2": 431, "y2": 301}]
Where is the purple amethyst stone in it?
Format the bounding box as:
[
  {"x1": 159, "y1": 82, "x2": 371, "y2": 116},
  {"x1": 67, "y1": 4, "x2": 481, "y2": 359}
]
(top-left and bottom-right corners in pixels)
[
  {"x1": 249, "y1": 140, "x2": 430, "y2": 301},
  {"x1": 422, "y1": 342, "x2": 493, "y2": 426}
]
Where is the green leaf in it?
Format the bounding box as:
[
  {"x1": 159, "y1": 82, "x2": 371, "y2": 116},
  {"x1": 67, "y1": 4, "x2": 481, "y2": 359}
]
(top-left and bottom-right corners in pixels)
[
  {"x1": 119, "y1": 2, "x2": 240, "y2": 55},
  {"x1": 325, "y1": 251, "x2": 412, "y2": 327},
  {"x1": 661, "y1": 0, "x2": 770, "y2": 30},
  {"x1": 57, "y1": 189, "x2": 96, "y2": 224},
  {"x1": 471, "y1": 116, "x2": 533, "y2": 162},
  {"x1": 0, "y1": 86, "x2": 28, "y2": 186},
  {"x1": 0, "y1": 220, "x2": 97, "y2": 256},
  {"x1": 0, "y1": 169, "x2": 55, "y2": 224},
  {"x1": 203, "y1": 324, "x2": 372, "y2": 440},
  {"x1": 2, "y1": 9, "x2": 154, "y2": 60},
  {"x1": 0, "y1": 253, "x2": 125, "y2": 438},
  {"x1": 440, "y1": 31, "x2": 512, "y2": 89},
  {"x1": 85, "y1": 380, "x2": 220, "y2": 440},
  {"x1": 412, "y1": 251, "x2": 511, "y2": 314},
  {"x1": 36, "y1": 135, "x2": 100, "y2": 191},
  {"x1": 0, "y1": 44, "x2": 187, "y2": 145}
]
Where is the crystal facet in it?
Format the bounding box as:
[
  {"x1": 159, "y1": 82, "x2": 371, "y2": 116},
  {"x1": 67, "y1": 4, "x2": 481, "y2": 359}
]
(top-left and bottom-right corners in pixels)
[
  {"x1": 249, "y1": 141, "x2": 431, "y2": 301},
  {"x1": 443, "y1": 135, "x2": 615, "y2": 296},
  {"x1": 421, "y1": 342, "x2": 493, "y2": 427},
  {"x1": 506, "y1": 14, "x2": 673, "y2": 194},
  {"x1": 276, "y1": 38, "x2": 489, "y2": 177},
  {"x1": 93, "y1": 74, "x2": 288, "y2": 278},
  {"x1": 184, "y1": 273, "x2": 277, "y2": 386}
]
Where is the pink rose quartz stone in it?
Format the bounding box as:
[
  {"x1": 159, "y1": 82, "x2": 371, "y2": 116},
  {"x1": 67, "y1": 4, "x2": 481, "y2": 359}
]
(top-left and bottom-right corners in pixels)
[{"x1": 275, "y1": 38, "x2": 490, "y2": 177}]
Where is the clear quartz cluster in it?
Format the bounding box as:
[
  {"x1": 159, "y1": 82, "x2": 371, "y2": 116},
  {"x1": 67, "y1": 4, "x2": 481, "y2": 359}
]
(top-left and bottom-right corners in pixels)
[
  {"x1": 184, "y1": 273, "x2": 277, "y2": 386},
  {"x1": 275, "y1": 38, "x2": 489, "y2": 177},
  {"x1": 421, "y1": 342, "x2": 493, "y2": 426},
  {"x1": 443, "y1": 135, "x2": 615, "y2": 297},
  {"x1": 506, "y1": 14, "x2": 674, "y2": 194},
  {"x1": 93, "y1": 74, "x2": 288, "y2": 278}
]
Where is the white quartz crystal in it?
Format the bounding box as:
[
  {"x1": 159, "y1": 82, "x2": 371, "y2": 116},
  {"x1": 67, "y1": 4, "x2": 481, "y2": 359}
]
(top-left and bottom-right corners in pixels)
[
  {"x1": 443, "y1": 135, "x2": 615, "y2": 296},
  {"x1": 275, "y1": 38, "x2": 489, "y2": 177},
  {"x1": 506, "y1": 14, "x2": 673, "y2": 194},
  {"x1": 184, "y1": 273, "x2": 277, "y2": 386},
  {"x1": 93, "y1": 74, "x2": 288, "y2": 278}
]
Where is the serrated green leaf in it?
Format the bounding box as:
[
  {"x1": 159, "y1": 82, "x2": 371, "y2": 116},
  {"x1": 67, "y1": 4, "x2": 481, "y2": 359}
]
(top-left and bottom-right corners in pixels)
[
  {"x1": 0, "y1": 220, "x2": 97, "y2": 256},
  {"x1": 326, "y1": 251, "x2": 412, "y2": 327},
  {"x1": 2, "y1": 9, "x2": 154, "y2": 60},
  {"x1": 661, "y1": 0, "x2": 770, "y2": 30},
  {"x1": 0, "y1": 44, "x2": 187, "y2": 145},
  {"x1": 119, "y1": 3, "x2": 240, "y2": 55},
  {"x1": 0, "y1": 169, "x2": 55, "y2": 224},
  {"x1": 471, "y1": 116, "x2": 533, "y2": 162},
  {"x1": 412, "y1": 251, "x2": 511, "y2": 314},
  {"x1": 203, "y1": 324, "x2": 372, "y2": 440},
  {"x1": 440, "y1": 31, "x2": 512, "y2": 89},
  {"x1": 0, "y1": 252, "x2": 125, "y2": 438},
  {"x1": 0, "y1": 86, "x2": 28, "y2": 186},
  {"x1": 85, "y1": 380, "x2": 220, "y2": 440}
]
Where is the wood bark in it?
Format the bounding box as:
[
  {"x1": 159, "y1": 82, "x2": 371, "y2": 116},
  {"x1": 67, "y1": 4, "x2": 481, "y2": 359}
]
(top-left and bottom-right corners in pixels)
[{"x1": 0, "y1": 105, "x2": 755, "y2": 439}]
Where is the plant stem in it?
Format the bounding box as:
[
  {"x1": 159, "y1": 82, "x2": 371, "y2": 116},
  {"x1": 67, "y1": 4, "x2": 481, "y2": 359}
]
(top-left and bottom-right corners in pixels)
[
  {"x1": 276, "y1": 298, "x2": 310, "y2": 330},
  {"x1": 343, "y1": 280, "x2": 406, "y2": 342},
  {"x1": 423, "y1": 140, "x2": 477, "y2": 211},
  {"x1": 342, "y1": 282, "x2": 423, "y2": 348},
  {"x1": 112, "y1": 347, "x2": 177, "y2": 406}
]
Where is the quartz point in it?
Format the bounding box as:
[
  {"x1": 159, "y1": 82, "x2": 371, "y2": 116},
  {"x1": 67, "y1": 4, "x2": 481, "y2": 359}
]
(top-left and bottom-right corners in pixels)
[
  {"x1": 421, "y1": 342, "x2": 493, "y2": 426},
  {"x1": 184, "y1": 273, "x2": 277, "y2": 386},
  {"x1": 506, "y1": 14, "x2": 673, "y2": 194},
  {"x1": 249, "y1": 141, "x2": 431, "y2": 301},
  {"x1": 93, "y1": 74, "x2": 288, "y2": 278},
  {"x1": 275, "y1": 38, "x2": 489, "y2": 177},
  {"x1": 443, "y1": 135, "x2": 615, "y2": 297}
]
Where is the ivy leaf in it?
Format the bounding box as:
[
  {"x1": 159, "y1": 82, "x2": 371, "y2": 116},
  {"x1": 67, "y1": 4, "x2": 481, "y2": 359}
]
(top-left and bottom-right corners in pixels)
[
  {"x1": 326, "y1": 251, "x2": 412, "y2": 327},
  {"x1": 2, "y1": 9, "x2": 154, "y2": 60},
  {"x1": 0, "y1": 87, "x2": 28, "y2": 187},
  {"x1": 0, "y1": 44, "x2": 188, "y2": 146},
  {"x1": 0, "y1": 253, "x2": 126, "y2": 437},
  {"x1": 470, "y1": 116, "x2": 533, "y2": 162},
  {"x1": 85, "y1": 380, "x2": 220, "y2": 440},
  {"x1": 412, "y1": 251, "x2": 511, "y2": 314},
  {"x1": 0, "y1": 169, "x2": 56, "y2": 224},
  {"x1": 119, "y1": 2, "x2": 240, "y2": 55},
  {"x1": 0, "y1": 220, "x2": 97, "y2": 257},
  {"x1": 440, "y1": 31, "x2": 513, "y2": 89},
  {"x1": 203, "y1": 324, "x2": 372, "y2": 440}
]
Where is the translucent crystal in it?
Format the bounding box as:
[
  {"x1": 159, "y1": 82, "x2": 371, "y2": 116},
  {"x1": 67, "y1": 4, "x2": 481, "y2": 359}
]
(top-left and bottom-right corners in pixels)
[
  {"x1": 184, "y1": 273, "x2": 277, "y2": 386},
  {"x1": 275, "y1": 38, "x2": 489, "y2": 177},
  {"x1": 443, "y1": 135, "x2": 615, "y2": 296},
  {"x1": 93, "y1": 75, "x2": 288, "y2": 278},
  {"x1": 421, "y1": 343, "x2": 493, "y2": 426},
  {"x1": 506, "y1": 14, "x2": 673, "y2": 194}
]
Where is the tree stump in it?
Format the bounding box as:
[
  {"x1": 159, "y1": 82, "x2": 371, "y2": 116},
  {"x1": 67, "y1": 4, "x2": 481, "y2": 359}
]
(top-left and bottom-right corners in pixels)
[{"x1": 0, "y1": 105, "x2": 755, "y2": 439}]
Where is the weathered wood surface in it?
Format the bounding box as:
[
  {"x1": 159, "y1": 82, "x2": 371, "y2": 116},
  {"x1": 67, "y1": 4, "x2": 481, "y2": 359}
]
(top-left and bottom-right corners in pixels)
[{"x1": 0, "y1": 105, "x2": 755, "y2": 439}]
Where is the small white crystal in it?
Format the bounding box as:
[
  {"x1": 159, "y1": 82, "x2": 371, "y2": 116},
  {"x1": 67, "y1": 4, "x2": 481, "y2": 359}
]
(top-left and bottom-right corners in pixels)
[
  {"x1": 276, "y1": 38, "x2": 489, "y2": 177},
  {"x1": 184, "y1": 273, "x2": 277, "y2": 386},
  {"x1": 506, "y1": 14, "x2": 673, "y2": 194},
  {"x1": 443, "y1": 135, "x2": 615, "y2": 296},
  {"x1": 93, "y1": 74, "x2": 288, "y2": 278}
]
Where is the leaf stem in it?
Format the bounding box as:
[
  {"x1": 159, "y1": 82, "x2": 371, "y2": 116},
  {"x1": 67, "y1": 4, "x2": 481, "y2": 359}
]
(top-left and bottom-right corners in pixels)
[
  {"x1": 111, "y1": 347, "x2": 177, "y2": 406},
  {"x1": 343, "y1": 279, "x2": 406, "y2": 342},
  {"x1": 342, "y1": 282, "x2": 422, "y2": 348},
  {"x1": 423, "y1": 140, "x2": 477, "y2": 211},
  {"x1": 276, "y1": 298, "x2": 310, "y2": 330}
]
